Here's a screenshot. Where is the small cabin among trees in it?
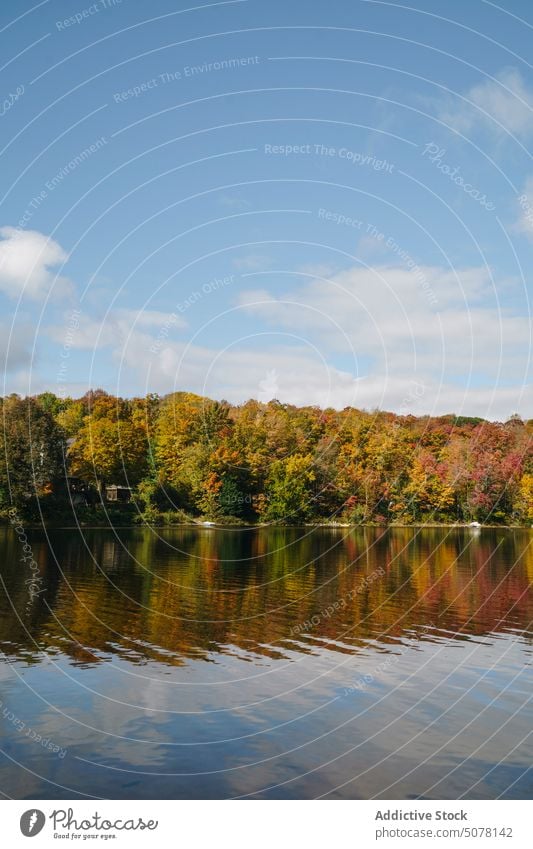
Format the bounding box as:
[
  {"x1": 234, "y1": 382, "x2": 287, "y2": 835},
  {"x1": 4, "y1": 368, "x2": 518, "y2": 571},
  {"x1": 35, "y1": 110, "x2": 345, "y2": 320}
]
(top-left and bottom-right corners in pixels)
[{"x1": 105, "y1": 485, "x2": 132, "y2": 503}]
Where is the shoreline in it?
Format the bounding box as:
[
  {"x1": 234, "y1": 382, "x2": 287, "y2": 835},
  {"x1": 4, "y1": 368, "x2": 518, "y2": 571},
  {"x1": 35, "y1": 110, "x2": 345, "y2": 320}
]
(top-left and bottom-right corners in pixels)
[{"x1": 1, "y1": 520, "x2": 531, "y2": 531}]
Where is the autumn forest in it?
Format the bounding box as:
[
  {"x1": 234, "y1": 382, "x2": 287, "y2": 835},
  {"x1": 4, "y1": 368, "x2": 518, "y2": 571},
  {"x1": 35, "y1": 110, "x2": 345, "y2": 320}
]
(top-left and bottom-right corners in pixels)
[{"x1": 1, "y1": 390, "x2": 532, "y2": 526}]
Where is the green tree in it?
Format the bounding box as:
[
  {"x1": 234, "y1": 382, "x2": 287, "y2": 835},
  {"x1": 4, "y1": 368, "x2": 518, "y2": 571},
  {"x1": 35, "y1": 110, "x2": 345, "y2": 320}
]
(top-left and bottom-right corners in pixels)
[
  {"x1": 36, "y1": 391, "x2": 68, "y2": 418},
  {"x1": 0, "y1": 396, "x2": 66, "y2": 508},
  {"x1": 262, "y1": 454, "x2": 315, "y2": 523}
]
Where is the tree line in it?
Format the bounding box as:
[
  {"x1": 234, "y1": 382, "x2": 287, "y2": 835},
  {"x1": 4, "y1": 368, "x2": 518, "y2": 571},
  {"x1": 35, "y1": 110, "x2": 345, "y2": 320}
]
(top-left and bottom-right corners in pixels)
[{"x1": 0, "y1": 390, "x2": 531, "y2": 525}]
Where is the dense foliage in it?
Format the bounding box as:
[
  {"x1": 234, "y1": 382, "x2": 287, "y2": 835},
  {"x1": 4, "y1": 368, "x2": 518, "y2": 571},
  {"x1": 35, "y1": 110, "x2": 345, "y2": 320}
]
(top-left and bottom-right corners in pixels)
[
  {"x1": 0, "y1": 395, "x2": 66, "y2": 508},
  {"x1": 1, "y1": 390, "x2": 532, "y2": 525}
]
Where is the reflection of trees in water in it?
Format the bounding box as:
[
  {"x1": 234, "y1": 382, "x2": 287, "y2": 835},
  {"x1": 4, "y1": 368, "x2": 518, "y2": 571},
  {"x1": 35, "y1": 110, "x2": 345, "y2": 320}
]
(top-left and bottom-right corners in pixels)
[
  {"x1": 0, "y1": 528, "x2": 532, "y2": 667},
  {"x1": 0, "y1": 530, "x2": 62, "y2": 663}
]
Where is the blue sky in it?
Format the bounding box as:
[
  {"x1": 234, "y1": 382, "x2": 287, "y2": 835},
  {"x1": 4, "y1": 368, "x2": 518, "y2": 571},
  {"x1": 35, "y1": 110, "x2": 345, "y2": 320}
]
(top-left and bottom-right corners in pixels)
[{"x1": 0, "y1": 0, "x2": 532, "y2": 418}]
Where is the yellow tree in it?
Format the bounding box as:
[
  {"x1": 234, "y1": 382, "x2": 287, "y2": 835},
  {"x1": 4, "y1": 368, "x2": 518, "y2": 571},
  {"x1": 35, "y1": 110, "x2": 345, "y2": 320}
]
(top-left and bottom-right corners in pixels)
[
  {"x1": 517, "y1": 474, "x2": 533, "y2": 522},
  {"x1": 68, "y1": 408, "x2": 148, "y2": 491},
  {"x1": 155, "y1": 392, "x2": 205, "y2": 485},
  {"x1": 405, "y1": 449, "x2": 455, "y2": 519},
  {"x1": 262, "y1": 453, "x2": 316, "y2": 523}
]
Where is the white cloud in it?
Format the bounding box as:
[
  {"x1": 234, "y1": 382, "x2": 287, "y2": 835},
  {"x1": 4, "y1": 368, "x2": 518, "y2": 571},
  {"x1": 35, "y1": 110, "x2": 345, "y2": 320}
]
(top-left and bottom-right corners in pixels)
[
  {"x1": 236, "y1": 264, "x2": 518, "y2": 370},
  {"x1": 232, "y1": 263, "x2": 531, "y2": 416},
  {"x1": 49, "y1": 308, "x2": 187, "y2": 350},
  {"x1": 118, "y1": 335, "x2": 531, "y2": 420},
  {"x1": 124, "y1": 337, "x2": 366, "y2": 408},
  {"x1": 46, "y1": 264, "x2": 530, "y2": 420},
  {"x1": 0, "y1": 322, "x2": 33, "y2": 373},
  {"x1": 0, "y1": 227, "x2": 71, "y2": 300},
  {"x1": 357, "y1": 233, "x2": 390, "y2": 257},
  {"x1": 439, "y1": 68, "x2": 533, "y2": 139}
]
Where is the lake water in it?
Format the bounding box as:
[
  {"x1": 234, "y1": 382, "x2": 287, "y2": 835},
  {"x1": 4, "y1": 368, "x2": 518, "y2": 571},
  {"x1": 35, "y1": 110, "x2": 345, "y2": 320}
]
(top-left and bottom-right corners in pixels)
[{"x1": 0, "y1": 526, "x2": 531, "y2": 800}]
